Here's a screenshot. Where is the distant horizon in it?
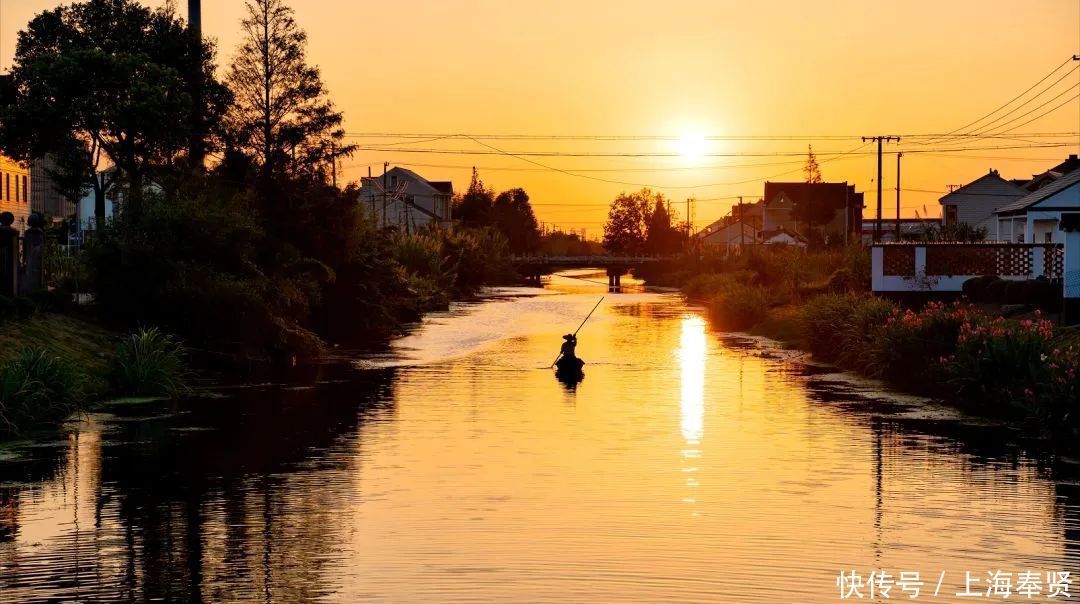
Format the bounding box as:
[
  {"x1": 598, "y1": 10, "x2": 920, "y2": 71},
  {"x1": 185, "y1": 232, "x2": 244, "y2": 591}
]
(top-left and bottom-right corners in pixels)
[{"x1": 2, "y1": 0, "x2": 1078, "y2": 229}]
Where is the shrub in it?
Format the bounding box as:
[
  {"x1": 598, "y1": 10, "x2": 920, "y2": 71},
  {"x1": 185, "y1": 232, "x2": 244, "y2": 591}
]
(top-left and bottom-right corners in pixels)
[
  {"x1": 113, "y1": 328, "x2": 188, "y2": 399},
  {"x1": 683, "y1": 273, "x2": 751, "y2": 299},
  {"x1": 984, "y1": 279, "x2": 1009, "y2": 303},
  {"x1": 868, "y1": 301, "x2": 976, "y2": 391},
  {"x1": 800, "y1": 294, "x2": 895, "y2": 370},
  {"x1": 707, "y1": 283, "x2": 769, "y2": 330},
  {"x1": 0, "y1": 347, "x2": 86, "y2": 434},
  {"x1": 962, "y1": 275, "x2": 999, "y2": 302},
  {"x1": 950, "y1": 314, "x2": 1058, "y2": 413}
]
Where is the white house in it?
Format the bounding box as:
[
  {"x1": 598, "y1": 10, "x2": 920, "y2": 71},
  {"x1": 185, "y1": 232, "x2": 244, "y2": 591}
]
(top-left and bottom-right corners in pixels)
[
  {"x1": 696, "y1": 220, "x2": 759, "y2": 250},
  {"x1": 760, "y1": 227, "x2": 808, "y2": 247},
  {"x1": 993, "y1": 168, "x2": 1080, "y2": 244},
  {"x1": 938, "y1": 169, "x2": 1027, "y2": 239},
  {"x1": 359, "y1": 167, "x2": 453, "y2": 231}
]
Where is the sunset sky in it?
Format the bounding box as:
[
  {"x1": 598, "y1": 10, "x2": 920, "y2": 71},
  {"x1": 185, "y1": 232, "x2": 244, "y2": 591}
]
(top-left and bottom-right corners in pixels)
[{"x1": 2, "y1": 0, "x2": 1078, "y2": 234}]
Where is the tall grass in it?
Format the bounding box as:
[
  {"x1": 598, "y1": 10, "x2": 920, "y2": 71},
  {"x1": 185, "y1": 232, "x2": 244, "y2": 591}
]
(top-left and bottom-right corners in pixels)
[
  {"x1": 0, "y1": 348, "x2": 86, "y2": 434},
  {"x1": 113, "y1": 328, "x2": 188, "y2": 398}
]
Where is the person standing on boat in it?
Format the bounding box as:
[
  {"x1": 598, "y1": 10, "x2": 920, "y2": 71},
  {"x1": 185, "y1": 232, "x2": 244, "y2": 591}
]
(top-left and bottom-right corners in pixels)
[{"x1": 560, "y1": 334, "x2": 578, "y2": 361}]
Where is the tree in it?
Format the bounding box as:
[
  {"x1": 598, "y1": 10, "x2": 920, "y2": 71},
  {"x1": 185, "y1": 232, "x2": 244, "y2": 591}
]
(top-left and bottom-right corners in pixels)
[
  {"x1": 645, "y1": 197, "x2": 683, "y2": 254},
  {"x1": 603, "y1": 189, "x2": 653, "y2": 254},
  {"x1": 453, "y1": 168, "x2": 495, "y2": 228},
  {"x1": 804, "y1": 144, "x2": 822, "y2": 183},
  {"x1": 493, "y1": 188, "x2": 540, "y2": 253},
  {"x1": 224, "y1": 0, "x2": 353, "y2": 179},
  {"x1": 0, "y1": 0, "x2": 229, "y2": 221}
]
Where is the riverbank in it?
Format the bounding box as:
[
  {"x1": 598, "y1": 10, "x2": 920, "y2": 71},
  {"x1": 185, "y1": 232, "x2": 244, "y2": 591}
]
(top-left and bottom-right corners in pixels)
[{"x1": 676, "y1": 265, "x2": 1080, "y2": 444}]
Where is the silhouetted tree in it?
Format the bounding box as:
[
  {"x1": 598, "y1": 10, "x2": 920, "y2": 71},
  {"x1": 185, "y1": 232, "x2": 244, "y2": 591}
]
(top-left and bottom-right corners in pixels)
[
  {"x1": 493, "y1": 188, "x2": 540, "y2": 253},
  {"x1": 453, "y1": 168, "x2": 495, "y2": 227},
  {"x1": 804, "y1": 144, "x2": 822, "y2": 183},
  {"x1": 603, "y1": 189, "x2": 653, "y2": 254},
  {"x1": 645, "y1": 197, "x2": 683, "y2": 254},
  {"x1": 0, "y1": 0, "x2": 229, "y2": 220},
  {"x1": 224, "y1": 0, "x2": 353, "y2": 179}
]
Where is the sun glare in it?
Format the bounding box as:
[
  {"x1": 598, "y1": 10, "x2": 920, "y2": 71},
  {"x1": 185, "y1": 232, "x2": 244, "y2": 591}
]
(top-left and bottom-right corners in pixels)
[{"x1": 676, "y1": 131, "x2": 708, "y2": 162}]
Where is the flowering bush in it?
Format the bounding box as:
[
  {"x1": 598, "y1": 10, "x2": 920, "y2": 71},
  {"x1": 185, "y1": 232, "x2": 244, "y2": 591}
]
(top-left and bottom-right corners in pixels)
[
  {"x1": 946, "y1": 310, "x2": 1079, "y2": 424},
  {"x1": 868, "y1": 301, "x2": 975, "y2": 391}
]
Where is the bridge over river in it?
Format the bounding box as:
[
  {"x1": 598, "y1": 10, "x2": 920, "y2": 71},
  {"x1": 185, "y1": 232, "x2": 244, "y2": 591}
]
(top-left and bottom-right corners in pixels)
[{"x1": 511, "y1": 255, "x2": 674, "y2": 289}]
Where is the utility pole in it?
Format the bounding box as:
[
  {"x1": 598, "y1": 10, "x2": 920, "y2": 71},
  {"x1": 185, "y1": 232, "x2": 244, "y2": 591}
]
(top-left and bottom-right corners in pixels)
[
  {"x1": 382, "y1": 162, "x2": 388, "y2": 229},
  {"x1": 187, "y1": 0, "x2": 204, "y2": 169},
  {"x1": 686, "y1": 198, "x2": 691, "y2": 238},
  {"x1": 862, "y1": 136, "x2": 900, "y2": 242},
  {"x1": 895, "y1": 152, "x2": 902, "y2": 242}
]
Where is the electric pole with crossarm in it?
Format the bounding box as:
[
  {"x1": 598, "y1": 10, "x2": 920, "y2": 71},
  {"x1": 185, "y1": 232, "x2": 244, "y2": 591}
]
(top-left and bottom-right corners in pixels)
[{"x1": 863, "y1": 136, "x2": 900, "y2": 242}]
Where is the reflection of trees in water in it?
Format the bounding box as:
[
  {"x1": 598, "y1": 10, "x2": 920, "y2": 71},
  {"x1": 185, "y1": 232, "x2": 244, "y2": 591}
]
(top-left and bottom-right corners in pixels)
[
  {"x1": 605, "y1": 302, "x2": 685, "y2": 320},
  {"x1": 0, "y1": 367, "x2": 397, "y2": 602},
  {"x1": 0, "y1": 434, "x2": 71, "y2": 543}
]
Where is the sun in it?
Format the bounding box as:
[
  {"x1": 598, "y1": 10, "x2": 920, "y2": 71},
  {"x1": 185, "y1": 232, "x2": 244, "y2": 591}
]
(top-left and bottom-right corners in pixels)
[{"x1": 676, "y1": 131, "x2": 708, "y2": 162}]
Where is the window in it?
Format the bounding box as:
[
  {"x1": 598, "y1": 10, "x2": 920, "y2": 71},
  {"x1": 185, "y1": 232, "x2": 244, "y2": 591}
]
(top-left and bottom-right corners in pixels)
[
  {"x1": 1045, "y1": 231, "x2": 1053, "y2": 243},
  {"x1": 22, "y1": 176, "x2": 27, "y2": 203},
  {"x1": 944, "y1": 204, "x2": 958, "y2": 226},
  {"x1": 14, "y1": 174, "x2": 19, "y2": 202},
  {"x1": 4, "y1": 174, "x2": 9, "y2": 202}
]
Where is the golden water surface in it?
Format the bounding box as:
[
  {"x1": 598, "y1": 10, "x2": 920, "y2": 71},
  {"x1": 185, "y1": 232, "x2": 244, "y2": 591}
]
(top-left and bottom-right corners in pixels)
[{"x1": 0, "y1": 274, "x2": 1078, "y2": 602}]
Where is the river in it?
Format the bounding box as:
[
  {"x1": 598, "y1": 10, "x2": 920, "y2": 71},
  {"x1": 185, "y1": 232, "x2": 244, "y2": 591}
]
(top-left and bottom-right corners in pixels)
[{"x1": 1, "y1": 272, "x2": 1078, "y2": 602}]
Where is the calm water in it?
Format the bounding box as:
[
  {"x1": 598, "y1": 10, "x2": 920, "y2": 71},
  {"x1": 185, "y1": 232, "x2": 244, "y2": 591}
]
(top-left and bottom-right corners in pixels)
[{"x1": 1, "y1": 273, "x2": 1079, "y2": 602}]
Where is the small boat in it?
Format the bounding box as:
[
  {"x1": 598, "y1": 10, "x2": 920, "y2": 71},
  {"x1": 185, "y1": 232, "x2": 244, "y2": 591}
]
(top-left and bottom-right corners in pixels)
[{"x1": 554, "y1": 356, "x2": 585, "y2": 382}]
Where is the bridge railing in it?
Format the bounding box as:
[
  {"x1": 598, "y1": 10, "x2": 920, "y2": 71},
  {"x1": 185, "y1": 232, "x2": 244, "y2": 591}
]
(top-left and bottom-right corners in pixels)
[{"x1": 510, "y1": 255, "x2": 672, "y2": 265}]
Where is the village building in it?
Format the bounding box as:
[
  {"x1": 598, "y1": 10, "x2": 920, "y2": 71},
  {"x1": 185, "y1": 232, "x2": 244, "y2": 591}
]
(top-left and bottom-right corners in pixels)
[
  {"x1": 937, "y1": 169, "x2": 1027, "y2": 239},
  {"x1": 760, "y1": 181, "x2": 864, "y2": 243},
  {"x1": 759, "y1": 227, "x2": 808, "y2": 247},
  {"x1": 30, "y1": 157, "x2": 77, "y2": 221},
  {"x1": 359, "y1": 167, "x2": 453, "y2": 231},
  {"x1": 0, "y1": 154, "x2": 31, "y2": 232},
  {"x1": 695, "y1": 219, "x2": 759, "y2": 251},
  {"x1": 993, "y1": 168, "x2": 1080, "y2": 244}
]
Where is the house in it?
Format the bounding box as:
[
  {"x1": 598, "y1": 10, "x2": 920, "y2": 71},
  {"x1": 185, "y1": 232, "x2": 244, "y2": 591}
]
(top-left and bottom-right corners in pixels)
[
  {"x1": 937, "y1": 169, "x2": 1027, "y2": 239},
  {"x1": 993, "y1": 168, "x2": 1080, "y2": 244},
  {"x1": 30, "y1": 157, "x2": 77, "y2": 220},
  {"x1": 761, "y1": 181, "x2": 864, "y2": 242},
  {"x1": 760, "y1": 227, "x2": 808, "y2": 247},
  {"x1": 1012, "y1": 154, "x2": 1080, "y2": 192},
  {"x1": 696, "y1": 220, "x2": 759, "y2": 250},
  {"x1": 0, "y1": 155, "x2": 31, "y2": 232},
  {"x1": 359, "y1": 167, "x2": 453, "y2": 231}
]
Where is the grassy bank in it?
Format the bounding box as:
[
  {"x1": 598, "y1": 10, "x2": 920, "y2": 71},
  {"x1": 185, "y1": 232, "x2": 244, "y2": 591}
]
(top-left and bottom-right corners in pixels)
[
  {"x1": 0, "y1": 309, "x2": 196, "y2": 438},
  {"x1": 664, "y1": 247, "x2": 1080, "y2": 442}
]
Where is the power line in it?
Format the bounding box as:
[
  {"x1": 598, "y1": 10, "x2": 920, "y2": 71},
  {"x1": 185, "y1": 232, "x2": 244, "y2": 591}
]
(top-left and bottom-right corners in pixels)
[
  {"x1": 342, "y1": 131, "x2": 1077, "y2": 141},
  {"x1": 913, "y1": 56, "x2": 1077, "y2": 146},
  {"x1": 924, "y1": 65, "x2": 1080, "y2": 146},
  {"x1": 349, "y1": 142, "x2": 1072, "y2": 158}
]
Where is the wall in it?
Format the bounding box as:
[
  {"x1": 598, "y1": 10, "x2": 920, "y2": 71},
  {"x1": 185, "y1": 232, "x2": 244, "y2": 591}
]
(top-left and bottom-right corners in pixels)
[{"x1": 0, "y1": 156, "x2": 31, "y2": 232}]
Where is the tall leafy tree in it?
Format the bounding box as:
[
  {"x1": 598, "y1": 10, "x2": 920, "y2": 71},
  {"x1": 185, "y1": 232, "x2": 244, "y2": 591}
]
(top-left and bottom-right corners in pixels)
[
  {"x1": 603, "y1": 189, "x2": 653, "y2": 254},
  {"x1": 645, "y1": 196, "x2": 682, "y2": 254},
  {"x1": 224, "y1": 0, "x2": 354, "y2": 178},
  {"x1": 493, "y1": 188, "x2": 540, "y2": 253},
  {"x1": 0, "y1": 0, "x2": 229, "y2": 221},
  {"x1": 453, "y1": 168, "x2": 495, "y2": 227}
]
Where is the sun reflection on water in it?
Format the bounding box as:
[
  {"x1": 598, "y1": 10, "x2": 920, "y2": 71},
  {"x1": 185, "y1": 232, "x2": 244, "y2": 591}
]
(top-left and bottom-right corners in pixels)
[{"x1": 678, "y1": 315, "x2": 707, "y2": 446}]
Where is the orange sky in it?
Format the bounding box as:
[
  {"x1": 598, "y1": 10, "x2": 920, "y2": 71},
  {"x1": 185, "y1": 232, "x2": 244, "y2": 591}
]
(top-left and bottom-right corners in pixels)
[{"x1": 2, "y1": 0, "x2": 1079, "y2": 233}]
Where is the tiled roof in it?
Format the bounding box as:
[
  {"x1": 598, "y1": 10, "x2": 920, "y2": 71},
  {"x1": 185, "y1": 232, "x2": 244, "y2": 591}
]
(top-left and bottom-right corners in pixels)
[{"x1": 994, "y1": 168, "x2": 1080, "y2": 216}]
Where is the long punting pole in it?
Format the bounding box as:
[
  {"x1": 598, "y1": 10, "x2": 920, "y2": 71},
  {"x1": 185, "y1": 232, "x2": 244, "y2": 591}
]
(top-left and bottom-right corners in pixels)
[{"x1": 551, "y1": 297, "x2": 604, "y2": 368}]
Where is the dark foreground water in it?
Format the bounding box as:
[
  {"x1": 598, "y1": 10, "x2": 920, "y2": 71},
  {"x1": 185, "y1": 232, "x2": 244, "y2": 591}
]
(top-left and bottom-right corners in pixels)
[{"x1": 1, "y1": 273, "x2": 1079, "y2": 602}]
